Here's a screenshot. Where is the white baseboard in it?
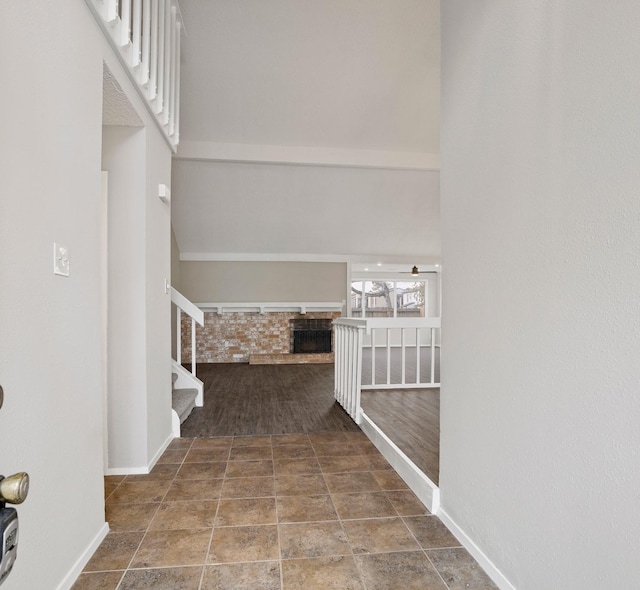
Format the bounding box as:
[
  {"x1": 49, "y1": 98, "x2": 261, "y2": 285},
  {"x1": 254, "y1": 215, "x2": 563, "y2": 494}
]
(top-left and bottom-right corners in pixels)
[
  {"x1": 438, "y1": 508, "x2": 517, "y2": 590},
  {"x1": 56, "y1": 522, "x2": 109, "y2": 590},
  {"x1": 105, "y1": 431, "x2": 174, "y2": 476},
  {"x1": 360, "y1": 411, "x2": 440, "y2": 513}
]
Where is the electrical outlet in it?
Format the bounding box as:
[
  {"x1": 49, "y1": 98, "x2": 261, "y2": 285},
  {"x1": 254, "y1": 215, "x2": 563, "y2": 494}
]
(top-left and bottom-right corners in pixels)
[{"x1": 53, "y1": 243, "x2": 70, "y2": 277}]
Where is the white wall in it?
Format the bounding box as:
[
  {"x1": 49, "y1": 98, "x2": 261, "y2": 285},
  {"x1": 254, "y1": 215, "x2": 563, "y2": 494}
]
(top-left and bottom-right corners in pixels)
[
  {"x1": 0, "y1": 2, "x2": 106, "y2": 588},
  {"x1": 441, "y1": 2, "x2": 640, "y2": 589},
  {"x1": 172, "y1": 159, "x2": 441, "y2": 261},
  {"x1": 179, "y1": 261, "x2": 347, "y2": 303}
]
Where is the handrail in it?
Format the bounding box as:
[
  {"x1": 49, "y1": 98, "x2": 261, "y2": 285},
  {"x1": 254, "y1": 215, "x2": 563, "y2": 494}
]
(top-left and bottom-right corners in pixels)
[
  {"x1": 171, "y1": 287, "x2": 203, "y2": 378},
  {"x1": 171, "y1": 288, "x2": 204, "y2": 326},
  {"x1": 333, "y1": 316, "x2": 441, "y2": 424}
]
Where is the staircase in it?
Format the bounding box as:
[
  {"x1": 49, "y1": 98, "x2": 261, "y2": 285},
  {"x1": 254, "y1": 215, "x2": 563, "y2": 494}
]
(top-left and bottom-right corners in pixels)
[
  {"x1": 171, "y1": 287, "x2": 205, "y2": 437},
  {"x1": 172, "y1": 372, "x2": 198, "y2": 426}
]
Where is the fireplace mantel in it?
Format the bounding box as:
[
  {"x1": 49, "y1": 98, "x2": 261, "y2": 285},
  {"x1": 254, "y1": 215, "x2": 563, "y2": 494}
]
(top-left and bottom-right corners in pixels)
[{"x1": 195, "y1": 301, "x2": 345, "y2": 315}]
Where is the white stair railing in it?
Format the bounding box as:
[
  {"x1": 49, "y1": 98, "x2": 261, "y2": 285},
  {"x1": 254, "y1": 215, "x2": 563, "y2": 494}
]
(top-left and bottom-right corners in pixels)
[
  {"x1": 333, "y1": 316, "x2": 441, "y2": 423},
  {"x1": 361, "y1": 318, "x2": 441, "y2": 389},
  {"x1": 171, "y1": 287, "x2": 204, "y2": 378},
  {"x1": 85, "y1": 0, "x2": 184, "y2": 149},
  {"x1": 333, "y1": 319, "x2": 366, "y2": 423}
]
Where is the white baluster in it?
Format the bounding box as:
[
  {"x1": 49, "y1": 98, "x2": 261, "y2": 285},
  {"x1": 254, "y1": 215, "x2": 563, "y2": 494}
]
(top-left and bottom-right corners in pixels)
[
  {"x1": 168, "y1": 7, "x2": 178, "y2": 135},
  {"x1": 148, "y1": 0, "x2": 158, "y2": 98},
  {"x1": 119, "y1": 0, "x2": 132, "y2": 46},
  {"x1": 103, "y1": 0, "x2": 118, "y2": 22},
  {"x1": 155, "y1": 0, "x2": 166, "y2": 113},
  {"x1": 191, "y1": 317, "x2": 196, "y2": 376},
  {"x1": 162, "y1": 1, "x2": 172, "y2": 124},
  {"x1": 139, "y1": 0, "x2": 151, "y2": 83},
  {"x1": 173, "y1": 21, "x2": 182, "y2": 143},
  {"x1": 371, "y1": 329, "x2": 376, "y2": 386},
  {"x1": 386, "y1": 327, "x2": 391, "y2": 386},
  {"x1": 430, "y1": 327, "x2": 436, "y2": 384},
  {"x1": 176, "y1": 308, "x2": 182, "y2": 365},
  {"x1": 416, "y1": 327, "x2": 421, "y2": 384},
  {"x1": 401, "y1": 328, "x2": 406, "y2": 385},
  {"x1": 131, "y1": 0, "x2": 142, "y2": 66}
]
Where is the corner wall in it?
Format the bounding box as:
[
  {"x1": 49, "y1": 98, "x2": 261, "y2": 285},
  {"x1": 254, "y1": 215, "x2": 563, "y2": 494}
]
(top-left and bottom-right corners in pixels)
[
  {"x1": 0, "y1": 2, "x2": 107, "y2": 588},
  {"x1": 441, "y1": 2, "x2": 640, "y2": 588}
]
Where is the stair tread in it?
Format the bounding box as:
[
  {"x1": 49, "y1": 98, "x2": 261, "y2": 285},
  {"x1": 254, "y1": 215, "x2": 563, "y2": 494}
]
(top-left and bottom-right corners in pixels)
[{"x1": 172, "y1": 388, "x2": 198, "y2": 423}]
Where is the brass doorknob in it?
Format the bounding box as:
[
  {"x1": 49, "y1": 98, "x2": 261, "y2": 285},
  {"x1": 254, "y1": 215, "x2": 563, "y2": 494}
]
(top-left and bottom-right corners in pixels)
[{"x1": 0, "y1": 472, "x2": 29, "y2": 505}]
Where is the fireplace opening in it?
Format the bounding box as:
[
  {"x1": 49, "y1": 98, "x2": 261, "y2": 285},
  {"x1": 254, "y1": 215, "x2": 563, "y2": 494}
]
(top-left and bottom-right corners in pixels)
[{"x1": 290, "y1": 319, "x2": 333, "y2": 354}]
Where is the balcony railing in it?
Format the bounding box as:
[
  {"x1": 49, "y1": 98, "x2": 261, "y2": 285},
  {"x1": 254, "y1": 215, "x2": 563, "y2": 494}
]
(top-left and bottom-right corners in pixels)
[
  {"x1": 333, "y1": 317, "x2": 441, "y2": 423},
  {"x1": 85, "y1": 0, "x2": 184, "y2": 149}
]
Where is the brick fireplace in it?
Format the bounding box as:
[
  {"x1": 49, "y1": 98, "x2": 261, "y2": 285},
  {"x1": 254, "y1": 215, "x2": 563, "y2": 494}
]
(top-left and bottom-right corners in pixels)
[{"x1": 181, "y1": 310, "x2": 341, "y2": 364}]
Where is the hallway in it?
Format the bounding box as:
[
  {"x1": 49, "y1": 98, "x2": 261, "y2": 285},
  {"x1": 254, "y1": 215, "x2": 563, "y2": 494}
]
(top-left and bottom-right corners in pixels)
[{"x1": 73, "y1": 433, "x2": 497, "y2": 589}]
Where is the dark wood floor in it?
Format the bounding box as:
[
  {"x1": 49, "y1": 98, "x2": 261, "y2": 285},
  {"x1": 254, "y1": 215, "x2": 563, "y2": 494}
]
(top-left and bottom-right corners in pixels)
[
  {"x1": 181, "y1": 363, "x2": 361, "y2": 437},
  {"x1": 361, "y1": 388, "x2": 440, "y2": 485}
]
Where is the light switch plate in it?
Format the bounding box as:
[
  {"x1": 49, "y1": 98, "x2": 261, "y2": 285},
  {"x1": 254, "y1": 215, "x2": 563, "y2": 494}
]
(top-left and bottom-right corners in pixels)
[{"x1": 53, "y1": 243, "x2": 70, "y2": 277}]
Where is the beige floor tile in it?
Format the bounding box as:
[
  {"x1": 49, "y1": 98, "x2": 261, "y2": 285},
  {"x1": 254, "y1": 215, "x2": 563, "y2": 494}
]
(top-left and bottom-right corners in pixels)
[
  {"x1": 274, "y1": 457, "x2": 322, "y2": 476},
  {"x1": 191, "y1": 437, "x2": 233, "y2": 450},
  {"x1": 104, "y1": 482, "x2": 119, "y2": 501},
  {"x1": 279, "y1": 521, "x2": 351, "y2": 559},
  {"x1": 343, "y1": 517, "x2": 421, "y2": 554},
  {"x1": 225, "y1": 460, "x2": 274, "y2": 478},
  {"x1": 312, "y1": 442, "x2": 355, "y2": 457},
  {"x1": 157, "y1": 449, "x2": 189, "y2": 464},
  {"x1": 176, "y1": 462, "x2": 227, "y2": 480},
  {"x1": 355, "y1": 551, "x2": 447, "y2": 590},
  {"x1": 307, "y1": 432, "x2": 348, "y2": 445},
  {"x1": 331, "y1": 491, "x2": 398, "y2": 520},
  {"x1": 272, "y1": 444, "x2": 316, "y2": 459},
  {"x1": 386, "y1": 490, "x2": 430, "y2": 516},
  {"x1": 105, "y1": 503, "x2": 160, "y2": 532},
  {"x1": 271, "y1": 433, "x2": 312, "y2": 446},
  {"x1": 184, "y1": 447, "x2": 231, "y2": 463},
  {"x1": 215, "y1": 497, "x2": 277, "y2": 526},
  {"x1": 167, "y1": 438, "x2": 194, "y2": 450},
  {"x1": 403, "y1": 515, "x2": 462, "y2": 549},
  {"x1": 131, "y1": 529, "x2": 212, "y2": 568},
  {"x1": 149, "y1": 500, "x2": 218, "y2": 530},
  {"x1": 164, "y1": 478, "x2": 223, "y2": 502},
  {"x1": 124, "y1": 464, "x2": 180, "y2": 482},
  {"x1": 104, "y1": 475, "x2": 126, "y2": 485},
  {"x1": 71, "y1": 571, "x2": 123, "y2": 590},
  {"x1": 275, "y1": 474, "x2": 329, "y2": 496},
  {"x1": 83, "y1": 532, "x2": 143, "y2": 571},
  {"x1": 277, "y1": 494, "x2": 338, "y2": 523},
  {"x1": 202, "y1": 562, "x2": 281, "y2": 590},
  {"x1": 317, "y1": 455, "x2": 375, "y2": 473},
  {"x1": 324, "y1": 471, "x2": 383, "y2": 493},
  {"x1": 118, "y1": 566, "x2": 203, "y2": 590},
  {"x1": 371, "y1": 470, "x2": 410, "y2": 490},
  {"x1": 281, "y1": 556, "x2": 364, "y2": 590},
  {"x1": 426, "y1": 548, "x2": 499, "y2": 590},
  {"x1": 106, "y1": 480, "x2": 171, "y2": 505},
  {"x1": 343, "y1": 431, "x2": 369, "y2": 442},
  {"x1": 207, "y1": 525, "x2": 279, "y2": 563},
  {"x1": 221, "y1": 476, "x2": 275, "y2": 499},
  {"x1": 230, "y1": 445, "x2": 274, "y2": 461},
  {"x1": 232, "y1": 435, "x2": 272, "y2": 447}
]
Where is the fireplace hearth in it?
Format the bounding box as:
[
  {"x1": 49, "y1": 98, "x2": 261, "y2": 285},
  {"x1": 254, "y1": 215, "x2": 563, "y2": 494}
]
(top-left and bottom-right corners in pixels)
[{"x1": 290, "y1": 319, "x2": 333, "y2": 354}]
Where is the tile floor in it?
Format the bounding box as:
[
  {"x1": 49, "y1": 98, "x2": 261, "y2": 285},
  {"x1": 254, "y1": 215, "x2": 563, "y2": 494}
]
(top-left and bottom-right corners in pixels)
[{"x1": 73, "y1": 433, "x2": 497, "y2": 590}]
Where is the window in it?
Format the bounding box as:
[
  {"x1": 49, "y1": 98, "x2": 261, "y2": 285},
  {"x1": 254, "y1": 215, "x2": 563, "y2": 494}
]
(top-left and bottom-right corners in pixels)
[{"x1": 350, "y1": 280, "x2": 426, "y2": 318}]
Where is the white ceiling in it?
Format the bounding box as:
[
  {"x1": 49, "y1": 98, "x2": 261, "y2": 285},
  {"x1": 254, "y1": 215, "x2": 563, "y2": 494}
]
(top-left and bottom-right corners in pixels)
[{"x1": 173, "y1": 0, "x2": 441, "y2": 263}]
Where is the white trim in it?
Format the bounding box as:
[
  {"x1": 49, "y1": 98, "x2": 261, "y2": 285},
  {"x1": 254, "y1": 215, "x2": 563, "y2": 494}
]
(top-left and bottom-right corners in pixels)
[
  {"x1": 56, "y1": 523, "x2": 109, "y2": 590},
  {"x1": 175, "y1": 140, "x2": 440, "y2": 171},
  {"x1": 105, "y1": 432, "x2": 173, "y2": 475},
  {"x1": 179, "y1": 252, "x2": 441, "y2": 265},
  {"x1": 360, "y1": 412, "x2": 440, "y2": 514},
  {"x1": 196, "y1": 301, "x2": 344, "y2": 314},
  {"x1": 437, "y1": 508, "x2": 518, "y2": 590}
]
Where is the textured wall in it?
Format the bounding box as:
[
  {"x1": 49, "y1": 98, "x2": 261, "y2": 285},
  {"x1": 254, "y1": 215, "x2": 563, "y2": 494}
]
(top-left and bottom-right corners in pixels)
[{"x1": 441, "y1": 2, "x2": 640, "y2": 589}]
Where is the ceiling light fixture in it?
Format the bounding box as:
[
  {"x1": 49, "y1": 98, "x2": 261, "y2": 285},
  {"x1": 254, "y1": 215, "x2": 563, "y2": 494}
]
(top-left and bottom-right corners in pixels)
[{"x1": 411, "y1": 266, "x2": 419, "y2": 276}]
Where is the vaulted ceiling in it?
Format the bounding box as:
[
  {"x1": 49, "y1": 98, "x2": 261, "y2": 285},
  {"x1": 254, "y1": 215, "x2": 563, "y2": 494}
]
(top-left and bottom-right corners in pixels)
[{"x1": 172, "y1": 0, "x2": 441, "y2": 264}]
